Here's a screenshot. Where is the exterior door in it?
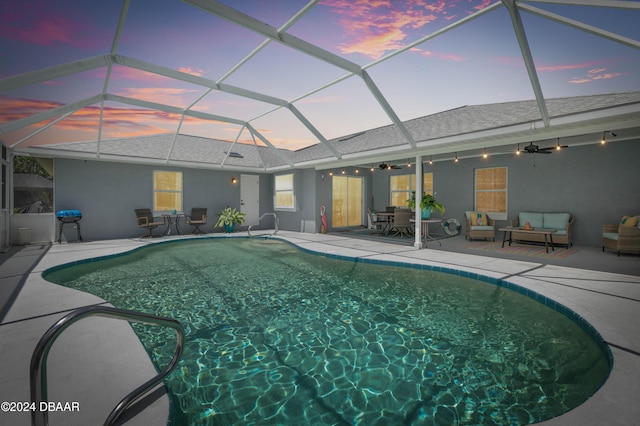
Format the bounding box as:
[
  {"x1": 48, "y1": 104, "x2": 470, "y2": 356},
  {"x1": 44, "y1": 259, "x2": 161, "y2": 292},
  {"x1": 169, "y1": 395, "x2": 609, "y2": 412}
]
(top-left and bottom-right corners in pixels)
[
  {"x1": 331, "y1": 175, "x2": 363, "y2": 228},
  {"x1": 240, "y1": 174, "x2": 260, "y2": 226}
]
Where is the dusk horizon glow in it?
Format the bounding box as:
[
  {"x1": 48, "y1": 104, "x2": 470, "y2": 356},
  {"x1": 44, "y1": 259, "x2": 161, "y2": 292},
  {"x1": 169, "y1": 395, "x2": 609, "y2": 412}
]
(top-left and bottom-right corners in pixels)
[{"x1": 1, "y1": 0, "x2": 639, "y2": 151}]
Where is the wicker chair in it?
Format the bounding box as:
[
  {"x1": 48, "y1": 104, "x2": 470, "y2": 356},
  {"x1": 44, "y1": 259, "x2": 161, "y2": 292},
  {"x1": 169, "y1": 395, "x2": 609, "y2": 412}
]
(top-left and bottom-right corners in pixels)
[
  {"x1": 465, "y1": 211, "x2": 496, "y2": 242},
  {"x1": 134, "y1": 208, "x2": 165, "y2": 237},
  {"x1": 603, "y1": 216, "x2": 640, "y2": 256}
]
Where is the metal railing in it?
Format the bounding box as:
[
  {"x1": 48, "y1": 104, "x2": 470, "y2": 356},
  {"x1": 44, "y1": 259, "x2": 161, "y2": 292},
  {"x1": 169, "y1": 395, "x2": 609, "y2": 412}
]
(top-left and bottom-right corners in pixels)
[
  {"x1": 30, "y1": 305, "x2": 184, "y2": 426},
  {"x1": 247, "y1": 212, "x2": 279, "y2": 237}
]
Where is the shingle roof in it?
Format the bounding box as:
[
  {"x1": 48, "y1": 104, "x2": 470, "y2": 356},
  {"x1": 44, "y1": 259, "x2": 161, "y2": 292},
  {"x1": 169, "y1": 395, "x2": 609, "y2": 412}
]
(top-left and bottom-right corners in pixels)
[
  {"x1": 324, "y1": 91, "x2": 640, "y2": 152},
  {"x1": 26, "y1": 91, "x2": 640, "y2": 170}
]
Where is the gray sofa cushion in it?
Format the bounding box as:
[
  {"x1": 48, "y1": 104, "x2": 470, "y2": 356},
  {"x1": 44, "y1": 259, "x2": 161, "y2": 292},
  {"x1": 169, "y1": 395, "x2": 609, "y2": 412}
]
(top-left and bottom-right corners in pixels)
[
  {"x1": 519, "y1": 212, "x2": 570, "y2": 231},
  {"x1": 519, "y1": 212, "x2": 543, "y2": 228},
  {"x1": 543, "y1": 212, "x2": 570, "y2": 231}
]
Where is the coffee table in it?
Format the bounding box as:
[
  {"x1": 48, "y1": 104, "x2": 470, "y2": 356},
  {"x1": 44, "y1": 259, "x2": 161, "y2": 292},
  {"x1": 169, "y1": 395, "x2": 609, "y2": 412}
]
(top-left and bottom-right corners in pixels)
[{"x1": 499, "y1": 226, "x2": 557, "y2": 253}]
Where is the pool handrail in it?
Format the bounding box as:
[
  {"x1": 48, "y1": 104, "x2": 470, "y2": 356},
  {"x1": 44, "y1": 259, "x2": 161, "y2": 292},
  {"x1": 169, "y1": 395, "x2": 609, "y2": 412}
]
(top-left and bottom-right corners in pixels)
[
  {"x1": 248, "y1": 212, "x2": 279, "y2": 237},
  {"x1": 30, "y1": 305, "x2": 185, "y2": 426}
]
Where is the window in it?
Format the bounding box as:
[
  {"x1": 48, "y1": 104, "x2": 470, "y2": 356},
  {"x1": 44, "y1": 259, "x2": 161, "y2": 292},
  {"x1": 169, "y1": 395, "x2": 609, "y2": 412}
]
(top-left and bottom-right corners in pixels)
[
  {"x1": 153, "y1": 171, "x2": 182, "y2": 212},
  {"x1": 390, "y1": 173, "x2": 433, "y2": 207},
  {"x1": 274, "y1": 173, "x2": 295, "y2": 210},
  {"x1": 13, "y1": 156, "x2": 54, "y2": 213},
  {"x1": 475, "y1": 167, "x2": 507, "y2": 219}
]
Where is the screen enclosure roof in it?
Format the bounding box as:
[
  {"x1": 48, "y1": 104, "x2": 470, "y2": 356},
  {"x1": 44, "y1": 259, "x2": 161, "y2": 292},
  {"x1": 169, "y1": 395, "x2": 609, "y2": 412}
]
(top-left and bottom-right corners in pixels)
[{"x1": 1, "y1": 0, "x2": 639, "y2": 171}]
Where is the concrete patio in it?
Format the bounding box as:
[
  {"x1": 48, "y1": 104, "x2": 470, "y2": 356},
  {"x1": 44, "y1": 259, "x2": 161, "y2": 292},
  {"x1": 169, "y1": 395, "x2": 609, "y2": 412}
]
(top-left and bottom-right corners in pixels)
[{"x1": 0, "y1": 232, "x2": 638, "y2": 425}]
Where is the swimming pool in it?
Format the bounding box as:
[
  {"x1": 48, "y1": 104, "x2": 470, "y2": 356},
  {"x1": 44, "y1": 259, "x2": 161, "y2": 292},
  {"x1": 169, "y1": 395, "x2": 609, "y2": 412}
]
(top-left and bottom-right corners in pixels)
[{"x1": 44, "y1": 238, "x2": 611, "y2": 425}]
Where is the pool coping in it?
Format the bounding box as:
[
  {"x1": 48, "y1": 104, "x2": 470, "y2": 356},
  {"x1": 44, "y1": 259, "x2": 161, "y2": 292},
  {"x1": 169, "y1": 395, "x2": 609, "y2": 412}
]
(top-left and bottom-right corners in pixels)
[{"x1": 1, "y1": 231, "x2": 638, "y2": 425}]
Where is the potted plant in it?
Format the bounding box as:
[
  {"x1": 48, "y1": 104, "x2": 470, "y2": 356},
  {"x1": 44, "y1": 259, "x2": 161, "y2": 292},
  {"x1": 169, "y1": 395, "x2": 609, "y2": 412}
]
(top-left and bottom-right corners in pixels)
[
  {"x1": 214, "y1": 206, "x2": 246, "y2": 233},
  {"x1": 407, "y1": 192, "x2": 445, "y2": 219}
]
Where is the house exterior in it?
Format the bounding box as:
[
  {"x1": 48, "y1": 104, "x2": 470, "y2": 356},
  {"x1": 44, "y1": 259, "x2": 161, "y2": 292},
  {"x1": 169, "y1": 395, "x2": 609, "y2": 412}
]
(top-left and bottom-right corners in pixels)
[{"x1": 3, "y1": 92, "x2": 639, "y2": 248}]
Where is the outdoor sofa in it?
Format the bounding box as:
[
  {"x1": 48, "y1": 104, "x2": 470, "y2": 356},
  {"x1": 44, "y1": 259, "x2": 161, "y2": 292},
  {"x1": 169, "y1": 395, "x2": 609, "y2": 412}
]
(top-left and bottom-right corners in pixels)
[{"x1": 509, "y1": 212, "x2": 574, "y2": 248}]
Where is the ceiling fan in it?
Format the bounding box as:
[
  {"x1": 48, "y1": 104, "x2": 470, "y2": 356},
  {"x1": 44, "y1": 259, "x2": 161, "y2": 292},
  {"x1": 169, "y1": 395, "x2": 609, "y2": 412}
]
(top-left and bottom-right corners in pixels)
[
  {"x1": 379, "y1": 162, "x2": 401, "y2": 170},
  {"x1": 523, "y1": 141, "x2": 568, "y2": 154}
]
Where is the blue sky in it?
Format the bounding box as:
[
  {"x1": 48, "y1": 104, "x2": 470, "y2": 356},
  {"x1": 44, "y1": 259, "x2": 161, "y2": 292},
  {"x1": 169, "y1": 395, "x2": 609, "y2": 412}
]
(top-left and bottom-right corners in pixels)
[{"x1": 1, "y1": 0, "x2": 639, "y2": 149}]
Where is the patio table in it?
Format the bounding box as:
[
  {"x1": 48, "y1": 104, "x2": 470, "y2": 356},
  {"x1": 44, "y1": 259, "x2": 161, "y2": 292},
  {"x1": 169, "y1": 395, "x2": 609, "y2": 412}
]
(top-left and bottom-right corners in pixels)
[
  {"x1": 499, "y1": 226, "x2": 557, "y2": 253},
  {"x1": 162, "y1": 213, "x2": 184, "y2": 236},
  {"x1": 410, "y1": 218, "x2": 442, "y2": 247}
]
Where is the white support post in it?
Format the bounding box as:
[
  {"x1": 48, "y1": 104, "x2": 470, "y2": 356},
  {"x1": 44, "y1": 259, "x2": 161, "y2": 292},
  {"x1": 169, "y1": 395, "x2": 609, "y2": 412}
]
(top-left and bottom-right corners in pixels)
[{"x1": 413, "y1": 155, "x2": 423, "y2": 249}]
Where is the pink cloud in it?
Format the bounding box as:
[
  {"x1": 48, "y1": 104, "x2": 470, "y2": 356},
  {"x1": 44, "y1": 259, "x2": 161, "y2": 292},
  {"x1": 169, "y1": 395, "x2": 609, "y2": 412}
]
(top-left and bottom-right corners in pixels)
[
  {"x1": 570, "y1": 68, "x2": 624, "y2": 84},
  {"x1": 267, "y1": 137, "x2": 317, "y2": 150},
  {"x1": 114, "y1": 87, "x2": 200, "y2": 107},
  {"x1": 1, "y1": 96, "x2": 314, "y2": 149},
  {"x1": 109, "y1": 66, "x2": 168, "y2": 82},
  {"x1": 0, "y1": 96, "x2": 188, "y2": 136},
  {"x1": 109, "y1": 65, "x2": 207, "y2": 85},
  {"x1": 177, "y1": 67, "x2": 207, "y2": 77},
  {"x1": 319, "y1": 0, "x2": 493, "y2": 58},
  {"x1": 536, "y1": 62, "x2": 600, "y2": 73},
  {"x1": 0, "y1": 2, "x2": 105, "y2": 49},
  {"x1": 320, "y1": 0, "x2": 452, "y2": 58},
  {"x1": 587, "y1": 68, "x2": 607, "y2": 76},
  {"x1": 0, "y1": 97, "x2": 63, "y2": 123},
  {"x1": 496, "y1": 57, "x2": 625, "y2": 84},
  {"x1": 473, "y1": 0, "x2": 493, "y2": 11},
  {"x1": 410, "y1": 47, "x2": 464, "y2": 62}
]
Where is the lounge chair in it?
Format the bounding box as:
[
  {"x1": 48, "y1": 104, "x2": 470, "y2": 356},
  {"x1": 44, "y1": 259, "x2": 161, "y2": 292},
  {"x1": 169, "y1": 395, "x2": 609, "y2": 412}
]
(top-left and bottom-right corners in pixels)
[
  {"x1": 135, "y1": 208, "x2": 165, "y2": 237},
  {"x1": 185, "y1": 208, "x2": 208, "y2": 234}
]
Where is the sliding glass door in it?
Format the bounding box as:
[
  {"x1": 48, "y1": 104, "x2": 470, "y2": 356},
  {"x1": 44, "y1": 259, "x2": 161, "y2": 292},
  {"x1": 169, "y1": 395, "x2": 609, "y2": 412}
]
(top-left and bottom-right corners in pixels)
[{"x1": 332, "y1": 176, "x2": 363, "y2": 228}]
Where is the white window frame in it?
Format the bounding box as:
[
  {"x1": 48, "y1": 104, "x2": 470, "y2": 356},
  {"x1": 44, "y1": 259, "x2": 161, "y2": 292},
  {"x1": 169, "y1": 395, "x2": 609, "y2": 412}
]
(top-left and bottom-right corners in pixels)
[
  {"x1": 389, "y1": 173, "x2": 433, "y2": 207},
  {"x1": 153, "y1": 170, "x2": 183, "y2": 213},
  {"x1": 474, "y1": 167, "x2": 507, "y2": 220},
  {"x1": 274, "y1": 173, "x2": 296, "y2": 211}
]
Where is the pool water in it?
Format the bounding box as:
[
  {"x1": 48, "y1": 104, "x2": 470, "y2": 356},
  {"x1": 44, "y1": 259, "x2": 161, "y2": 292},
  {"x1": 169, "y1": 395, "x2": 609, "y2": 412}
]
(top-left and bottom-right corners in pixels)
[{"x1": 44, "y1": 238, "x2": 610, "y2": 425}]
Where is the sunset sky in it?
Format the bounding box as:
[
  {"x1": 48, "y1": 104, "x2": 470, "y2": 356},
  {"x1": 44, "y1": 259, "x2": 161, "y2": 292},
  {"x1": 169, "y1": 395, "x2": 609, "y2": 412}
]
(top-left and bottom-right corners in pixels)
[{"x1": 1, "y1": 0, "x2": 639, "y2": 150}]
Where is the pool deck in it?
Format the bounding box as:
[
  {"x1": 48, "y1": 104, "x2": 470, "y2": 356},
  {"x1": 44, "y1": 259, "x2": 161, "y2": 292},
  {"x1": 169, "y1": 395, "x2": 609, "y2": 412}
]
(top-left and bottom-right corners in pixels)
[{"x1": 0, "y1": 231, "x2": 638, "y2": 425}]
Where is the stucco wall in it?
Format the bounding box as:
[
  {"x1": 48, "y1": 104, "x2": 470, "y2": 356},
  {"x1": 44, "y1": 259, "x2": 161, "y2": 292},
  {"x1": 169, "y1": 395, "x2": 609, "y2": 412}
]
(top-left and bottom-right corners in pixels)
[
  {"x1": 368, "y1": 139, "x2": 640, "y2": 247},
  {"x1": 54, "y1": 159, "x2": 271, "y2": 241},
  {"x1": 52, "y1": 139, "x2": 639, "y2": 246},
  {"x1": 271, "y1": 168, "x2": 320, "y2": 233}
]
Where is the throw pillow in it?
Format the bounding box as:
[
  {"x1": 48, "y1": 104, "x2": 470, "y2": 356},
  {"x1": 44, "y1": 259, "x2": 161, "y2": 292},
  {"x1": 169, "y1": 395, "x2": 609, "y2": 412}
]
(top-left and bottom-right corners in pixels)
[
  {"x1": 621, "y1": 215, "x2": 638, "y2": 227},
  {"x1": 471, "y1": 212, "x2": 487, "y2": 226}
]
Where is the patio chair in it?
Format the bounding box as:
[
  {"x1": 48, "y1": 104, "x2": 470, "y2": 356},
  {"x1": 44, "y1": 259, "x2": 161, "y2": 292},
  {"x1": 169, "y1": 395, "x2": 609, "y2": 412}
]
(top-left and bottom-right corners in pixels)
[
  {"x1": 185, "y1": 207, "x2": 208, "y2": 234},
  {"x1": 367, "y1": 208, "x2": 387, "y2": 233},
  {"x1": 392, "y1": 208, "x2": 413, "y2": 238},
  {"x1": 602, "y1": 215, "x2": 640, "y2": 256},
  {"x1": 135, "y1": 208, "x2": 165, "y2": 238},
  {"x1": 465, "y1": 211, "x2": 496, "y2": 241}
]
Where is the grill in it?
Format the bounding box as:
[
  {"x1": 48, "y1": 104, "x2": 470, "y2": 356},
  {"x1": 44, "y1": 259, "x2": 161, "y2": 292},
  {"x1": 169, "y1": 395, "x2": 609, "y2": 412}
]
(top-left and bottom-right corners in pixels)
[{"x1": 56, "y1": 210, "x2": 83, "y2": 244}]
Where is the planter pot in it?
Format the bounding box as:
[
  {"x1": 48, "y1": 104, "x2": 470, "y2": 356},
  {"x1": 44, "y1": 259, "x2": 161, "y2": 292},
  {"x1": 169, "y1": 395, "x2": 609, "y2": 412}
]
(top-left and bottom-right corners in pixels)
[
  {"x1": 421, "y1": 207, "x2": 433, "y2": 220},
  {"x1": 223, "y1": 223, "x2": 236, "y2": 233}
]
